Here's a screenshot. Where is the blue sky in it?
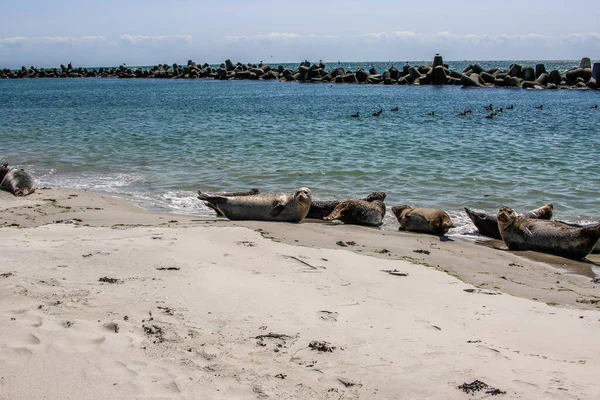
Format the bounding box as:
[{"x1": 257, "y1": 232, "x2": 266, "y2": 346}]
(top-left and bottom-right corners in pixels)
[{"x1": 1, "y1": 0, "x2": 599, "y2": 68}]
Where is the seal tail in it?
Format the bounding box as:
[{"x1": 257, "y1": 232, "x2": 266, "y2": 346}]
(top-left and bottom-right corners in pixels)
[
  {"x1": 197, "y1": 191, "x2": 228, "y2": 205},
  {"x1": 14, "y1": 187, "x2": 35, "y2": 197},
  {"x1": 464, "y1": 207, "x2": 477, "y2": 223}
]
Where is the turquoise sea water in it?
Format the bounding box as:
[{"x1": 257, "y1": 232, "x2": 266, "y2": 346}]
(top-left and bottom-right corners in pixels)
[{"x1": 1, "y1": 60, "x2": 599, "y2": 235}]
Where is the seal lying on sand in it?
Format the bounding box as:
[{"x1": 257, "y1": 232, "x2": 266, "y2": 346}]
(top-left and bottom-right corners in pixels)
[
  {"x1": 198, "y1": 187, "x2": 312, "y2": 222},
  {"x1": 308, "y1": 191, "x2": 387, "y2": 220},
  {"x1": 465, "y1": 203, "x2": 553, "y2": 240},
  {"x1": 392, "y1": 205, "x2": 454, "y2": 235},
  {"x1": 323, "y1": 199, "x2": 386, "y2": 226},
  {"x1": 199, "y1": 188, "x2": 260, "y2": 216},
  {"x1": 0, "y1": 163, "x2": 36, "y2": 196},
  {"x1": 497, "y1": 207, "x2": 600, "y2": 260}
]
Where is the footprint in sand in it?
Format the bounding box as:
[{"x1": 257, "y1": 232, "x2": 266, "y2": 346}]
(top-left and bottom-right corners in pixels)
[
  {"x1": 26, "y1": 333, "x2": 41, "y2": 345},
  {"x1": 103, "y1": 322, "x2": 120, "y2": 333},
  {"x1": 317, "y1": 310, "x2": 338, "y2": 322},
  {"x1": 0, "y1": 331, "x2": 40, "y2": 360},
  {"x1": 11, "y1": 347, "x2": 34, "y2": 357},
  {"x1": 199, "y1": 345, "x2": 221, "y2": 361},
  {"x1": 512, "y1": 380, "x2": 539, "y2": 390},
  {"x1": 475, "y1": 344, "x2": 510, "y2": 360}
]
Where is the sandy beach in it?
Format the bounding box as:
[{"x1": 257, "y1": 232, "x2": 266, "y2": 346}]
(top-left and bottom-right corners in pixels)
[{"x1": 1, "y1": 188, "x2": 599, "y2": 399}]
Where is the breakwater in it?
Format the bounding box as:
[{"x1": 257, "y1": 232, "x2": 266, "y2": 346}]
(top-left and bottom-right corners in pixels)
[{"x1": 1, "y1": 54, "x2": 598, "y2": 90}]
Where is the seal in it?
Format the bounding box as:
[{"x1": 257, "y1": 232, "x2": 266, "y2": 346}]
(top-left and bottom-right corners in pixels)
[
  {"x1": 392, "y1": 205, "x2": 454, "y2": 235},
  {"x1": 497, "y1": 207, "x2": 600, "y2": 260},
  {"x1": 199, "y1": 188, "x2": 259, "y2": 216},
  {"x1": 307, "y1": 191, "x2": 387, "y2": 220},
  {"x1": 465, "y1": 203, "x2": 553, "y2": 240},
  {"x1": 323, "y1": 199, "x2": 386, "y2": 226},
  {"x1": 0, "y1": 163, "x2": 36, "y2": 196},
  {"x1": 197, "y1": 187, "x2": 312, "y2": 222}
]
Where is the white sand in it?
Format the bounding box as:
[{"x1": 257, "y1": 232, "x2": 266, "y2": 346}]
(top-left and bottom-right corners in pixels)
[{"x1": 1, "y1": 189, "x2": 599, "y2": 399}]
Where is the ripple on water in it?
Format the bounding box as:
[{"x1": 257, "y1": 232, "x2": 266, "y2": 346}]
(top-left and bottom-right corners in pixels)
[{"x1": 1, "y1": 75, "x2": 599, "y2": 233}]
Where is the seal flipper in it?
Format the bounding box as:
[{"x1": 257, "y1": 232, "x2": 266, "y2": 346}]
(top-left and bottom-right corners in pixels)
[
  {"x1": 270, "y1": 201, "x2": 286, "y2": 217},
  {"x1": 323, "y1": 204, "x2": 347, "y2": 221},
  {"x1": 582, "y1": 224, "x2": 600, "y2": 244},
  {"x1": 524, "y1": 203, "x2": 553, "y2": 220}
]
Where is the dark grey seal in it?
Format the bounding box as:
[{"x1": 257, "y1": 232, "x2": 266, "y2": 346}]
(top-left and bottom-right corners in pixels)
[
  {"x1": 465, "y1": 203, "x2": 553, "y2": 240},
  {"x1": 392, "y1": 205, "x2": 454, "y2": 235},
  {"x1": 323, "y1": 199, "x2": 386, "y2": 226},
  {"x1": 307, "y1": 191, "x2": 386, "y2": 220},
  {"x1": 0, "y1": 163, "x2": 36, "y2": 196},
  {"x1": 497, "y1": 207, "x2": 600, "y2": 260},
  {"x1": 197, "y1": 187, "x2": 311, "y2": 222}
]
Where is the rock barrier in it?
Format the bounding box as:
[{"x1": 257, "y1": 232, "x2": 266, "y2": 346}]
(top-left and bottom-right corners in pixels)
[{"x1": 1, "y1": 55, "x2": 597, "y2": 89}]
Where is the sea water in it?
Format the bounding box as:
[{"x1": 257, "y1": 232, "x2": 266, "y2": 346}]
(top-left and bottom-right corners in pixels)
[{"x1": 1, "y1": 60, "x2": 599, "y2": 237}]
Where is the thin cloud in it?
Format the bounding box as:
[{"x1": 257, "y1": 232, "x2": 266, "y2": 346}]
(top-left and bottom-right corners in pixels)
[
  {"x1": 0, "y1": 36, "x2": 105, "y2": 44},
  {"x1": 118, "y1": 34, "x2": 193, "y2": 45},
  {"x1": 225, "y1": 32, "x2": 321, "y2": 42}
]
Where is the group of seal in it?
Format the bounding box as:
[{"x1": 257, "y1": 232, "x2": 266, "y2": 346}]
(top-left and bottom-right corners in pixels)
[
  {"x1": 0, "y1": 163, "x2": 36, "y2": 196},
  {"x1": 199, "y1": 187, "x2": 600, "y2": 261},
  {"x1": 466, "y1": 203, "x2": 600, "y2": 259},
  {"x1": 465, "y1": 203, "x2": 554, "y2": 240},
  {"x1": 199, "y1": 188, "x2": 388, "y2": 226},
  {"x1": 199, "y1": 187, "x2": 454, "y2": 233},
  {"x1": 497, "y1": 207, "x2": 600, "y2": 260}
]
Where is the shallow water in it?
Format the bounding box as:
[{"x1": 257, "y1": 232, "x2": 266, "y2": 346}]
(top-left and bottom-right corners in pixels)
[{"x1": 1, "y1": 61, "x2": 599, "y2": 237}]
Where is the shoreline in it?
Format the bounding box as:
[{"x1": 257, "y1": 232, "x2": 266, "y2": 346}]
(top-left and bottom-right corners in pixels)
[
  {"x1": 1, "y1": 187, "x2": 600, "y2": 399},
  {"x1": 2, "y1": 188, "x2": 598, "y2": 309}
]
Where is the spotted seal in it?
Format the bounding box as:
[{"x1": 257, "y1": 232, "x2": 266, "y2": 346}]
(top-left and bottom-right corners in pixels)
[
  {"x1": 323, "y1": 199, "x2": 386, "y2": 226},
  {"x1": 199, "y1": 188, "x2": 260, "y2": 216},
  {"x1": 465, "y1": 203, "x2": 553, "y2": 240},
  {"x1": 307, "y1": 191, "x2": 387, "y2": 220},
  {"x1": 392, "y1": 205, "x2": 454, "y2": 235},
  {"x1": 497, "y1": 207, "x2": 600, "y2": 260},
  {"x1": 197, "y1": 187, "x2": 311, "y2": 222},
  {"x1": 0, "y1": 163, "x2": 36, "y2": 196}
]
